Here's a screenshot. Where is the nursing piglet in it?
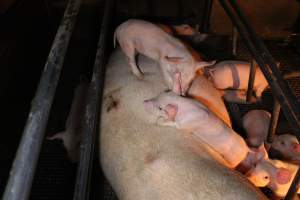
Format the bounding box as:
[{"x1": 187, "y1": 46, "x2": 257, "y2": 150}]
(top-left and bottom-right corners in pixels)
[
  {"x1": 246, "y1": 159, "x2": 297, "y2": 198},
  {"x1": 143, "y1": 91, "x2": 248, "y2": 168},
  {"x1": 243, "y1": 110, "x2": 271, "y2": 147},
  {"x1": 270, "y1": 134, "x2": 300, "y2": 164},
  {"x1": 187, "y1": 75, "x2": 232, "y2": 127},
  {"x1": 220, "y1": 89, "x2": 259, "y2": 104},
  {"x1": 47, "y1": 80, "x2": 89, "y2": 162},
  {"x1": 114, "y1": 19, "x2": 215, "y2": 95},
  {"x1": 206, "y1": 61, "x2": 268, "y2": 98}
]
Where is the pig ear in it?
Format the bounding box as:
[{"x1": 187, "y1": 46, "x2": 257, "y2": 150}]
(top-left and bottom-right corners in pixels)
[
  {"x1": 276, "y1": 168, "x2": 292, "y2": 185},
  {"x1": 195, "y1": 60, "x2": 216, "y2": 71},
  {"x1": 292, "y1": 143, "x2": 300, "y2": 153},
  {"x1": 165, "y1": 56, "x2": 184, "y2": 64},
  {"x1": 164, "y1": 104, "x2": 178, "y2": 121},
  {"x1": 172, "y1": 72, "x2": 182, "y2": 95}
]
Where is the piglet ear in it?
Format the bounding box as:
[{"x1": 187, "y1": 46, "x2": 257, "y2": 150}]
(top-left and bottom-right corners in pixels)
[
  {"x1": 195, "y1": 60, "x2": 216, "y2": 71},
  {"x1": 172, "y1": 72, "x2": 182, "y2": 95},
  {"x1": 165, "y1": 104, "x2": 178, "y2": 121},
  {"x1": 276, "y1": 168, "x2": 292, "y2": 185},
  {"x1": 165, "y1": 56, "x2": 183, "y2": 64},
  {"x1": 292, "y1": 143, "x2": 300, "y2": 154}
]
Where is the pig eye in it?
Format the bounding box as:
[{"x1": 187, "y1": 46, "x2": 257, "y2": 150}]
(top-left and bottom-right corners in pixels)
[
  {"x1": 158, "y1": 106, "x2": 163, "y2": 110},
  {"x1": 280, "y1": 141, "x2": 285, "y2": 145},
  {"x1": 264, "y1": 176, "x2": 269, "y2": 180}
]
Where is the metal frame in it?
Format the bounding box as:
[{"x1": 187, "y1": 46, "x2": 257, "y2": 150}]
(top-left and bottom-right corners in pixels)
[
  {"x1": 72, "y1": 0, "x2": 114, "y2": 199},
  {"x1": 2, "y1": 0, "x2": 82, "y2": 199},
  {"x1": 219, "y1": 0, "x2": 300, "y2": 199}
]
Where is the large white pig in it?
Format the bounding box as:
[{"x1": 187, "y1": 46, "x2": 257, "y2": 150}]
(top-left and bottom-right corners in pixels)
[
  {"x1": 270, "y1": 134, "x2": 300, "y2": 164},
  {"x1": 113, "y1": 19, "x2": 215, "y2": 95},
  {"x1": 143, "y1": 91, "x2": 249, "y2": 168},
  {"x1": 206, "y1": 61, "x2": 268, "y2": 98},
  {"x1": 47, "y1": 79, "x2": 89, "y2": 162},
  {"x1": 100, "y1": 49, "x2": 267, "y2": 200},
  {"x1": 243, "y1": 110, "x2": 271, "y2": 147}
]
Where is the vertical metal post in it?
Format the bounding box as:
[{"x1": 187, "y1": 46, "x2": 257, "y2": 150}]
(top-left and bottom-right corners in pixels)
[
  {"x1": 2, "y1": 0, "x2": 82, "y2": 199},
  {"x1": 232, "y1": 27, "x2": 238, "y2": 56},
  {"x1": 201, "y1": 0, "x2": 213, "y2": 32},
  {"x1": 285, "y1": 169, "x2": 300, "y2": 200},
  {"x1": 246, "y1": 60, "x2": 257, "y2": 102},
  {"x1": 267, "y1": 99, "x2": 281, "y2": 143},
  {"x1": 72, "y1": 0, "x2": 114, "y2": 199}
]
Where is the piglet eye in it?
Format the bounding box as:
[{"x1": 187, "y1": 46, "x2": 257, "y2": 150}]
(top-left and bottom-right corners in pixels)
[
  {"x1": 280, "y1": 141, "x2": 285, "y2": 145},
  {"x1": 264, "y1": 176, "x2": 269, "y2": 180},
  {"x1": 158, "y1": 107, "x2": 162, "y2": 110}
]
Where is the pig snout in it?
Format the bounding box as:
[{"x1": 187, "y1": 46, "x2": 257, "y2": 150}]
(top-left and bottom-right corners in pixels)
[
  {"x1": 276, "y1": 168, "x2": 292, "y2": 185},
  {"x1": 246, "y1": 171, "x2": 270, "y2": 187}
]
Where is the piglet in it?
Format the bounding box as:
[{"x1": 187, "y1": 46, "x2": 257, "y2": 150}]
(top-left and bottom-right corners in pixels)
[
  {"x1": 270, "y1": 134, "x2": 300, "y2": 165},
  {"x1": 206, "y1": 60, "x2": 268, "y2": 98},
  {"x1": 220, "y1": 89, "x2": 259, "y2": 104},
  {"x1": 47, "y1": 80, "x2": 89, "y2": 162},
  {"x1": 243, "y1": 110, "x2": 271, "y2": 147},
  {"x1": 114, "y1": 19, "x2": 215, "y2": 95},
  {"x1": 246, "y1": 159, "x2": 297, "y2": 198},
  {"x1": 143, "y1": 91, "x2": 249, "y2": 168},
  {"x1": 187, "y1": 75, "x2": 232, "y2": 127}
]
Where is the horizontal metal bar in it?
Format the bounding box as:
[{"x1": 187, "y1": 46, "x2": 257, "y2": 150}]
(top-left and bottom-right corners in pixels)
[
  {"x1": 72, "y1": 0, "x2": 114, "y2": 199},
  {"x1": 2, "y1": 0, "x2": 82, "y2": 199}
]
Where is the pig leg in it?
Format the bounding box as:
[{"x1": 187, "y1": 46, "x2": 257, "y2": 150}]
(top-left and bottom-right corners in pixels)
[{"x1": 120, "y1": 42, "x2": 144, "y2": 79}]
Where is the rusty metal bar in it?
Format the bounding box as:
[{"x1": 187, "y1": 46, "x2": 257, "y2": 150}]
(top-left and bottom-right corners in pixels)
[
  {"x1": 246, "y1": 60, "x2": 257, "y2": 102},
  {"x1": 2, "y1": 0, "x2": 82, "y2": 199},
  {"x1": 72, "y1": 0, "x2": 114, "y2": 199},
  {"x1": 267, "y1": 99, "x2": 281, "y2": 143}
]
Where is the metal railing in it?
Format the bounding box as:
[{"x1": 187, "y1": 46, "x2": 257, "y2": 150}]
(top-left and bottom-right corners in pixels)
[
  {"x1": 72, "y1": 0, "x2": 114, "y2": 199},
  {"x1": 2, "y1": 0, "x2": 82, "y2": 199},
  {"x1": 218, "y1": 0, "x2": 300, "y2": 199}
]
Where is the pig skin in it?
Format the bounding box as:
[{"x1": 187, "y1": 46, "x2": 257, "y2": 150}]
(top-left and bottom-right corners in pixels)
[
  {"x1": 99, "y1": 49, "x2": 267, "y2": 200},
  {"x1": 113, "y1": 19, "x2": 215, "y2": 95},
  {"x1": 188, "y1": 75, "x2": 232, "y2": 127},
  {"x1": 206, "y1": 61, "x2": 268, "y2": 98}
]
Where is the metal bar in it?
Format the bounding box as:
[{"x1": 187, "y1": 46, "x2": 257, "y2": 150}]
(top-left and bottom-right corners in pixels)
[
  {"x1": 246, "y1": 59, "x2": 257, "y2": 102},
  {"x1": 266, "y1": 99, "x2": 280, "y2": 143},
  {"x1": 232, "y1": 27, "x2": 238, "y2": 56},
  {"x1": 201, "y1": 0, "x2": 213, "y2": 32},
  {"x1": 225, "y1": 0, "x2": 300, "y2": 137},
  {"x1": 2, "y1": 0, "x2": 82, "y2": 199},
  {"x1": 285, "y1": 169, "x2": 300, "y2": 200},
  {"x1": 72, "y1": 0, "x2": 114, "y2": 199},
  {"x1": 219, "y1": 1, "x2": 300, "y2": 199}
]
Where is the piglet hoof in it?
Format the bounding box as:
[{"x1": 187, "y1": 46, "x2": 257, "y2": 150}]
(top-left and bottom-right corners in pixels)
[{"x1": 134, "y1": 72, "x2": 144, "y2": 80}]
